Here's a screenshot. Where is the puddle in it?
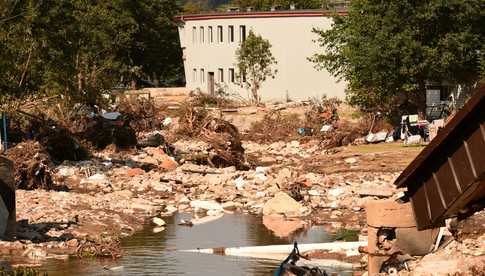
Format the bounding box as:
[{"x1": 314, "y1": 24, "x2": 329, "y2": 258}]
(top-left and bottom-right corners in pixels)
[{"x1": 38, "y1": 213, "x2": 355, "y2": 275}]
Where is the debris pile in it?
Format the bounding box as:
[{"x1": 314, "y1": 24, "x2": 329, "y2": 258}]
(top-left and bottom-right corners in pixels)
[{"x1": 115, "y1": 96, "x2": 163, "y2": 132}]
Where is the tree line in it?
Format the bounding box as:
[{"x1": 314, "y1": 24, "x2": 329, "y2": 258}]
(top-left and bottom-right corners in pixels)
[{"x1": 0, "y1": 0, "x2": 183, "y2": 105}]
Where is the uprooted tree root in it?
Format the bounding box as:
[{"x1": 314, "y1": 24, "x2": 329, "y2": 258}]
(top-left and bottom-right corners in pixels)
[
  {"x1": 176, "y1": 103, "x2": 249, "y2": 169},
  {"x1": 200, "y1": 118, "x2": 248, "y2": 170},
  {"x1": 115, "y1": 95, "x2": 163, "y2": 132},
  {"x1": 176, "y1": 101, "x2": 210, "y2": 137}
]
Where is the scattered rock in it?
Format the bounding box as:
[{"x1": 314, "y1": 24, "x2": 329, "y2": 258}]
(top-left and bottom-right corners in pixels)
[
  {"x1": 262, "y1": 192, "x2": 303, "y2": 217},
  {"x1": 190, "y1": 200, "x2": 223, "y2": 214},
  {"x1": 344, "y1": 157, "x2": 358, "y2": 164},
  {"x1": 126, "y1": 168, "x2": 145, "y2": 177},
  {"x1": 151, "y1": 217, "x2": 166, "y2": 227}
]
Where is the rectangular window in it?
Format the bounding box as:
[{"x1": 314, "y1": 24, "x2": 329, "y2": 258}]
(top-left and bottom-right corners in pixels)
[
  {"x1": 217, "y1": 26, "x2": 223, "y2": 43},
  {"x1": 229, "y1": 68, "x2": 235, "y2": 83},
  {"x1": 200, "y1": 69, "x2": 205, "y2": 83},
  {"x1": 208, "y1": 26, "x2": 213, "y2": 43},
  {"x1": 228, "y1": 25, "x2": 234, "y2": 42},
  {"x1": 200, "y1": 27, "x2": 204, "y2": 43},
  {"x1": 218, "y1": 68, "x2": 224, "y2": 82},
  {"x1": 242, "y1": 72, "x2": 246, "y2": 83},
  {"x1": 239, "y1": 25, "x2": 246, "y2": 42},
  {"x1": 193, "y1": 68, "x2": 197, "y2": 82},
  {"x1": 192, "y1": 26, "x2": 197, "y2": 43}
]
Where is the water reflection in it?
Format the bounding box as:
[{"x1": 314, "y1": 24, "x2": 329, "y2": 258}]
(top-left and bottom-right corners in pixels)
[{"x1": 40, "y1": 213, "x2": 351, "y2": 275}]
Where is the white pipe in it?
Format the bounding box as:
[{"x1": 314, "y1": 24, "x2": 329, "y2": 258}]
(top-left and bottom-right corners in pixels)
[
  {"x1": 181, "y1": 241, "x2": 366, "y2": 255},
  {"x1": 180, "y1": 242, "x2": 366, "y2": 270}
]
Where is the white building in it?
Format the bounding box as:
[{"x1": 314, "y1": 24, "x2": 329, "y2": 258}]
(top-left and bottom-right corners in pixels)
[{"x1": 176, "y1": 10, "x2": 348, "y2": 102}]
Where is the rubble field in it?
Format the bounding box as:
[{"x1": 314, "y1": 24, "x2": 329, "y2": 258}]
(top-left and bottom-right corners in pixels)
[
  {"x1": 1, "y1": 99, "x2": 483, "y2": 275},
  {"x1": 0, "y1": 137, "x2": 417, "y2": 264}
]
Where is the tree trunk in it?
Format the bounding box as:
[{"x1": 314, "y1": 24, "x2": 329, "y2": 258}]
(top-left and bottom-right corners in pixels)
[
  {"x1": 131, "y1": 78, "x2": 137, "y2": 90},
  {"x1": 76, "y1": 51, "x2": 83, "y2": 93},
  {"x1": 415, "y1": 79, "x2": 427, "y2": 118},
  {"x1": 251, "y1": 80, "x2": 260, "y2": 105}
]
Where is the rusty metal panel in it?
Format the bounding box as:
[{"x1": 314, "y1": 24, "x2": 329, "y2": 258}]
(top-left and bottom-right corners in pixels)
[{"x1": 395, "y1": 85, "x2": 485, "y2": 230}]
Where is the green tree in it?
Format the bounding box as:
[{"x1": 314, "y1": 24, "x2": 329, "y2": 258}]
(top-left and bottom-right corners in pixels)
[
  {"x1": 310, "y1": 0, "x2": 485, "y2": 114},
  {"x1": 236, "y1": 30, "x2": 277, "y2": 104},
  {"x1": 0, "y1": 0, "x2": 183, "y2": 107}
]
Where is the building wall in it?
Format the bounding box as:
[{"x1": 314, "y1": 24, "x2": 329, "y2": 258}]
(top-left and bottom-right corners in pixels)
[{"x1": 178, "y1": 15, "x2": 347, "y2": 102}]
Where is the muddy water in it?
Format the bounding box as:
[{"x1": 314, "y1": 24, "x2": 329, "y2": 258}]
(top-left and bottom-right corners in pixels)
[{"x1": 41, "y1": 213, "x2": 354, "y2": 275}]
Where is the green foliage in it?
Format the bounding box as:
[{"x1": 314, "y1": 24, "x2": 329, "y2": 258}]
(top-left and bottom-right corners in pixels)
[
  {"x1": 0, "y1": 0, "x2": 183, "y2": 107},
  {"x1": 311, "y1": 0, "x2": 485, "y2": 113},
  {"x1": 236, "y1": 30, "x2": 277, "y2": 103},
  {"x1": 227, "y1": 0, "x2": 322, "y2": 10},
  {"x1": 183, "y1": 1, "x2": 206, "y2": 14},
  {"x1": 334, "y1": 228, "x2": 359, "y2": 242}
]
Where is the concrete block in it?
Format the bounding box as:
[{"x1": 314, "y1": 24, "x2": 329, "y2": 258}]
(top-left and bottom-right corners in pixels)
[{"x1": 366, "y1": 199, "x2": 416, "y2": 228}]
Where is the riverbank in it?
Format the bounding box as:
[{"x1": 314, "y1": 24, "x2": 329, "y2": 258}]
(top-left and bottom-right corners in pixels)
[{"x1": 0, "y1": 139, "x2": 420, "y2": 268}]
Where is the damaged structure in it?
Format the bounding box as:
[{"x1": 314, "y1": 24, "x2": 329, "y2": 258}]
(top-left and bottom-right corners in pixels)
[
  {"x1": 365, "y1": 85, "x2": 485, "y2": 275},
  {"x1": 396, "y1": 84, "x2": 485, "y2": 229}
]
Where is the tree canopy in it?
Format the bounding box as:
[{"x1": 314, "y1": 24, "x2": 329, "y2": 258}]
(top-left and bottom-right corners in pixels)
[
  {"x1": 310, "y1": 0, "x2": 485, "y2": 114},
  {"x1": 0, "y1": 0, "x2": 183, "y2": 106},
  {"x1": 236, "y1": 30, "x2": 277, "y2": 103}
]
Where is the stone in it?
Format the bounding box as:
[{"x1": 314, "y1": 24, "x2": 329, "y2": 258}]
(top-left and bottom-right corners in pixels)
[
  {"x1": 139, "y1": 156, "x2": 158, "y2": 166},
  {"x1": 234, "y1": 176, "x2": 246, "y2": 190},
  {"x1": 160, "y1": 158, "x2": 178, "y2": 171},
  {"x1": 308, "y1": 190, "x2": 320, "y2": 196},
  {"x1": 151, "y1": 182, "x2": 172, "y2": 193},
  {"x1": 153, "y1": 227, "x2": 165, "y2": 233},
  {"x1": 344, "y1": 157, "x2": 358, "y2": 164},
  {"x1": 262, "y1": 215, "x2": 306, "y2": 238},
  {"x1": 152, "y1": 217, "x2": 166, "y2": 226},
  {"x1": 222, "y1": 201, "x2": 241, "y2": 211},
  {"x1": 126, "y1": 168, "x2": 145, "y2": 177},
  {"x1": 189, "y1": 200, "x2": 223, "y2": 213},
  {"x1": 57, "y1": 166, "x2": 76, "y2": 177},
  {"x1": 165, "y1": 205, "x2": 178, "y2": 213},
  {"x1": 66, "y1": 239, "x2": 79, "y2": 247},
  {"x1": 328, "y1": 188, "x2": 345, "y2": 197},
  {"x1": 262, "y1": 192, "x2": 303, "y2": 216},
  {"x1": 320, "y1": 124, "x2": 334, "y2": 132}
]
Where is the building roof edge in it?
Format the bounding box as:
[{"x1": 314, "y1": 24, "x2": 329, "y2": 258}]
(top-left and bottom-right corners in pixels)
[{"x1": 174, "y1": 9, "x2": 347, "y2": 22}]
